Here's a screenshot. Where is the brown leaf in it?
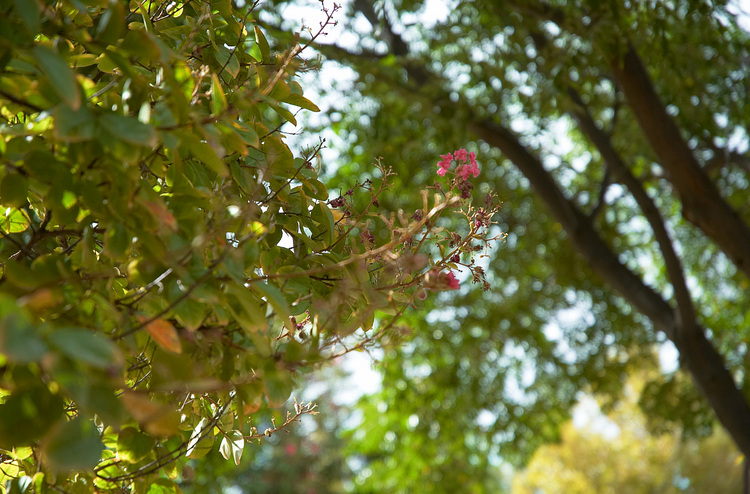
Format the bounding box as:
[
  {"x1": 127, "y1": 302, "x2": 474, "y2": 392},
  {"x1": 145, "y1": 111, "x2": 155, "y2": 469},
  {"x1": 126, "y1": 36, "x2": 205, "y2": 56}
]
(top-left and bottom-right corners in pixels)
[{"x1": 121, "y1": 391, "x2": 180, "y2": 437}]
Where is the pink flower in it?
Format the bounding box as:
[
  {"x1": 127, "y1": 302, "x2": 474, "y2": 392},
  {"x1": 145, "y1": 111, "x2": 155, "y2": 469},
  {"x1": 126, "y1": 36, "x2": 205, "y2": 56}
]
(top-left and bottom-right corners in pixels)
[
  {"x1": 469, "y1": 151, "x2": 477, "y2": 166},
  {"x1": 457, "y1": 163, "x2": 480, "y2": 180},
  {"x1": 437, "y1": 153, "x2": 453, "y2": 177},
  {"x1": 438, "y1": 153, "x2": 453, "y2": 169},
  {"x1": 445, "y1": 272, "x2": 460, "y2": 290},
  {"x1": 454, "y1": 148, "x2": 468, "y2": 162},
  {"x1": 425, "y1": 269, "x2": 461, "y2": 291}
]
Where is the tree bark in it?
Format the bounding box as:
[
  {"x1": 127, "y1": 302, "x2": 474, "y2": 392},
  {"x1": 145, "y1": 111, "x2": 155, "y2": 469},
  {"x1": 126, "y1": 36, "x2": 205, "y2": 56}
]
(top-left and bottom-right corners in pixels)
[{"x1": 611, "y1": 43, "x2": 750, "y2": 279}]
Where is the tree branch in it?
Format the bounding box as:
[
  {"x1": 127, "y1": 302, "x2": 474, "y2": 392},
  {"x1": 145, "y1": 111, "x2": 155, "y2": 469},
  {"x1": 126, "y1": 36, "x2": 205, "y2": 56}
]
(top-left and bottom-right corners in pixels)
[
  {"x1": 317, "y1": 36, "x2": 750, "y2": 458},
  {"x1": 471, "y1": 116, "x2": 750, "y2": 457},
  {"x1": 469, "y1": 118, "x2": 676, "y2": 334},
  {"x1": 611, "y1": 43, "x2": 750, "y2": 278},
  {"x1": 566, "y1": 87, "x2": 696, "y2": 331}
]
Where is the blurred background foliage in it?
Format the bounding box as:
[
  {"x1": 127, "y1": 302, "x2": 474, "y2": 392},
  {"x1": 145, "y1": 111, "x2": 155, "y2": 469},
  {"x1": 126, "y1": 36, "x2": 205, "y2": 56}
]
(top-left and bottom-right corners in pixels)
[
  {"x1": 246, "y1": 0, "x2": 750, "y2": 491},
  {"x1": 2, "y1": 0, "x2": 749, "y2": 491}
]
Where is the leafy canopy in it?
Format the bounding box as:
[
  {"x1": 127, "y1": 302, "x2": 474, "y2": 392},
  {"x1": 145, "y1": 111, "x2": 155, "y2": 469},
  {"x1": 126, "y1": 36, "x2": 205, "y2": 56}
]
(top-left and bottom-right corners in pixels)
[{"x1": 0, "y1": 0, "x2": 497, "y2": 492}]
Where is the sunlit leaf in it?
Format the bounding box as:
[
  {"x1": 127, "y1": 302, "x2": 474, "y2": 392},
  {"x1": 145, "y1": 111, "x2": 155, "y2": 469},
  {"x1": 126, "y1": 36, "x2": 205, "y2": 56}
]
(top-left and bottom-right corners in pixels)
[
  {"x1": 219, "y1": 430, "x2": 244, "y2": 465},
  {"x1": 0, "y1": 208, "x2": 30, "y2": 233},
  {"x1": 117, "y1": 427, "x2": 155, "y2": 464},
  {"x1": 186, "y1": 418, "x2": 214, "y2": 459},
  {"x1": 284, "y1": 94, "x2": 320, "y2": 112}
]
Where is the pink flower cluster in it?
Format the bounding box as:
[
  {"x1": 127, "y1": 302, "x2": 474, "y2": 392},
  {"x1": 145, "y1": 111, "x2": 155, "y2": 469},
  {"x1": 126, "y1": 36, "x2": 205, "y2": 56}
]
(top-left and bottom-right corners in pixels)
[
  {"x1": 436, "y1": 148, "x2": 479, "y2": 179},
  {"x1": 424, "y1": 268, "x2": 461, "y2": 291},
  {"x1": 445, "y1": 271, "x2": 460, "y2": 290}
]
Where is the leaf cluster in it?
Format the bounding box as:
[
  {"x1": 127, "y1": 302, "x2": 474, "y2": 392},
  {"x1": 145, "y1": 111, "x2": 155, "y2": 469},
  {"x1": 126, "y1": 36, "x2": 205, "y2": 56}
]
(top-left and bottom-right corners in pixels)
[{"x1": 0, "y1": 0, "x2": 499, "y2": 492}]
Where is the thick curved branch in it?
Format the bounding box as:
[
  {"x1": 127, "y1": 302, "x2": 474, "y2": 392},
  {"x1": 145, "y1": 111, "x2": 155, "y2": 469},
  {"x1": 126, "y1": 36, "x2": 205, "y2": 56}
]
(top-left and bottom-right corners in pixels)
[
  {"x1": 469, "y1": 118, "x2": 676, "y2": 335},
  {"x1": 566, "y1": 87, "x2": 695, "y2": 334},
  {"x1": 563, "y1": 90, "x2": 750, "y2": 451},
  {"x1": 352, "y1": 0, "x2": 409, "y2": 57},
  {"x1": 470, "y1": 117, "x2": 750, "y2": 458},
  {"x1": 317, "y1": 38, "x2": 750, "y2": 457},
  {"x1": 611, "y1": 43, "x2": 750, "y2": 278}
]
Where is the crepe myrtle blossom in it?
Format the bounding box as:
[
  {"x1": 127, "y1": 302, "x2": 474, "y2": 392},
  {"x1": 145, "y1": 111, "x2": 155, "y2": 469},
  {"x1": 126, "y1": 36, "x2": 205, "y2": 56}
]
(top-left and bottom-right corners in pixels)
[
  {"x1": 437, "y1": 153, "x2": 454, "y2": 176},
  {"x1": 436, "y1": 148, "x2": 479, "y2": 180},
  {"x1": 445, "y1": 271, "x2": 460, "y2": 290},
  {"x1": 416, "y1": 269, "x2": 461, "y2": 299},
  {"x1": 426, "y1": 268, "x2": 461, "y2": 290}
]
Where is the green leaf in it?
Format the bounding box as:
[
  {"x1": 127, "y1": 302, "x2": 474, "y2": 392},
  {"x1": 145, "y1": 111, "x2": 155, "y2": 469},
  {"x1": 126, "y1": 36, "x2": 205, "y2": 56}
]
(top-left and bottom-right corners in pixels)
[
  {"x1": 211, "y1": 74, "x2": 228, "y2": 115},
  {"x1": 95, "y1": 0, "x2": 125, "y2": 45},
  {"x1": 43, "y1": 418, "x2": 104, "y2": 473},
  {"x1": 0, "y1": 316, "x2": 48, "y2": 363},
  {"x1": 264, "y1": 372, "x2": 293, "y2": 408},
  {"x1": 261, "y1": 135, "x2": 294, "y2": 175},
  {"x1": 173, "y1": 300, "x2": 209, "y2": 332},
  {"x1": 184, "y1": 138, "x2": 229, "y2": 177},
  {"x1": 104, "y1": 223, "x2": 130, "y2": 260},
  {"x1": 225, "y1": 284, "x2": 266, "y2": 333},
  {"x1": 32, "y1": 473, "x2": 47, "y2": 494},
  {"x1": 0, "y1": 173, "x2": 28, "y2": 208},
  {"x1": 254, "y1": 25, "x2": 270, "y2": 62},
  {"x1": 80, "y1": 383, "x2": 125, "y2": 426},
  {"x1": 12, "y1": 0, "x2": 40, "y2": 34},
  {"x1": 146, "y1": 479, "x2": 180, "y2": 494},
  {"x1": 232, "y1": 122, "x2": 259, "y2": 148},
  {"x1": 251, "y1": 282, "x2": 294, "y2": 332},
  {"x1": 314, "y1": 202, "x2": 336, "y2": 246},
  {"x1": 236, "y1": 380, "x2": 263, "y2": 415},
  {"x1": 117, "y1": 427, "x2": 156, "y2": 464},
  {"x1": 267, "y1": 101, "x2": 297, "y2": 126},
  {"x1": 7, "y1": 476, "x2": 33, "y2": 494},
  {"x1": 213, "y1": 44, "x2": 240, "y2": 79},
  {"x1": 0, "y1": 207, "x2": 30, "y2": 233},
  {"x1": 32, "y1": 45, "x2": 80, "y2": 110},
  {"x1": 284, "y1": 93, "x2": 320, "y2": 112},
  {"x1": 53, "y1": 105, "x2": 95, "y2": 141},
  {"x1": 0, "y1": 385, "x2": 64, "y2": 449},
  {"x1": 48, "y1": 328, "x2": 122, "y2": 369},
  {"x1": 99, "y1": 112, "x2": 158, "y2": 147}
]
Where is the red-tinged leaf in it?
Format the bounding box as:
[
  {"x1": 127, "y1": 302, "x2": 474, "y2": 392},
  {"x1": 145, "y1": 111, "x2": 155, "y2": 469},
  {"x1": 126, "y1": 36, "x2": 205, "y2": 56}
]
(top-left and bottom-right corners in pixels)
[
  {"x1": 139, "y1": 317, "x2": 182, "y2": 354},
  {"x1": 139, "y1": 198, "x2": 178, "y2": 231}
]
